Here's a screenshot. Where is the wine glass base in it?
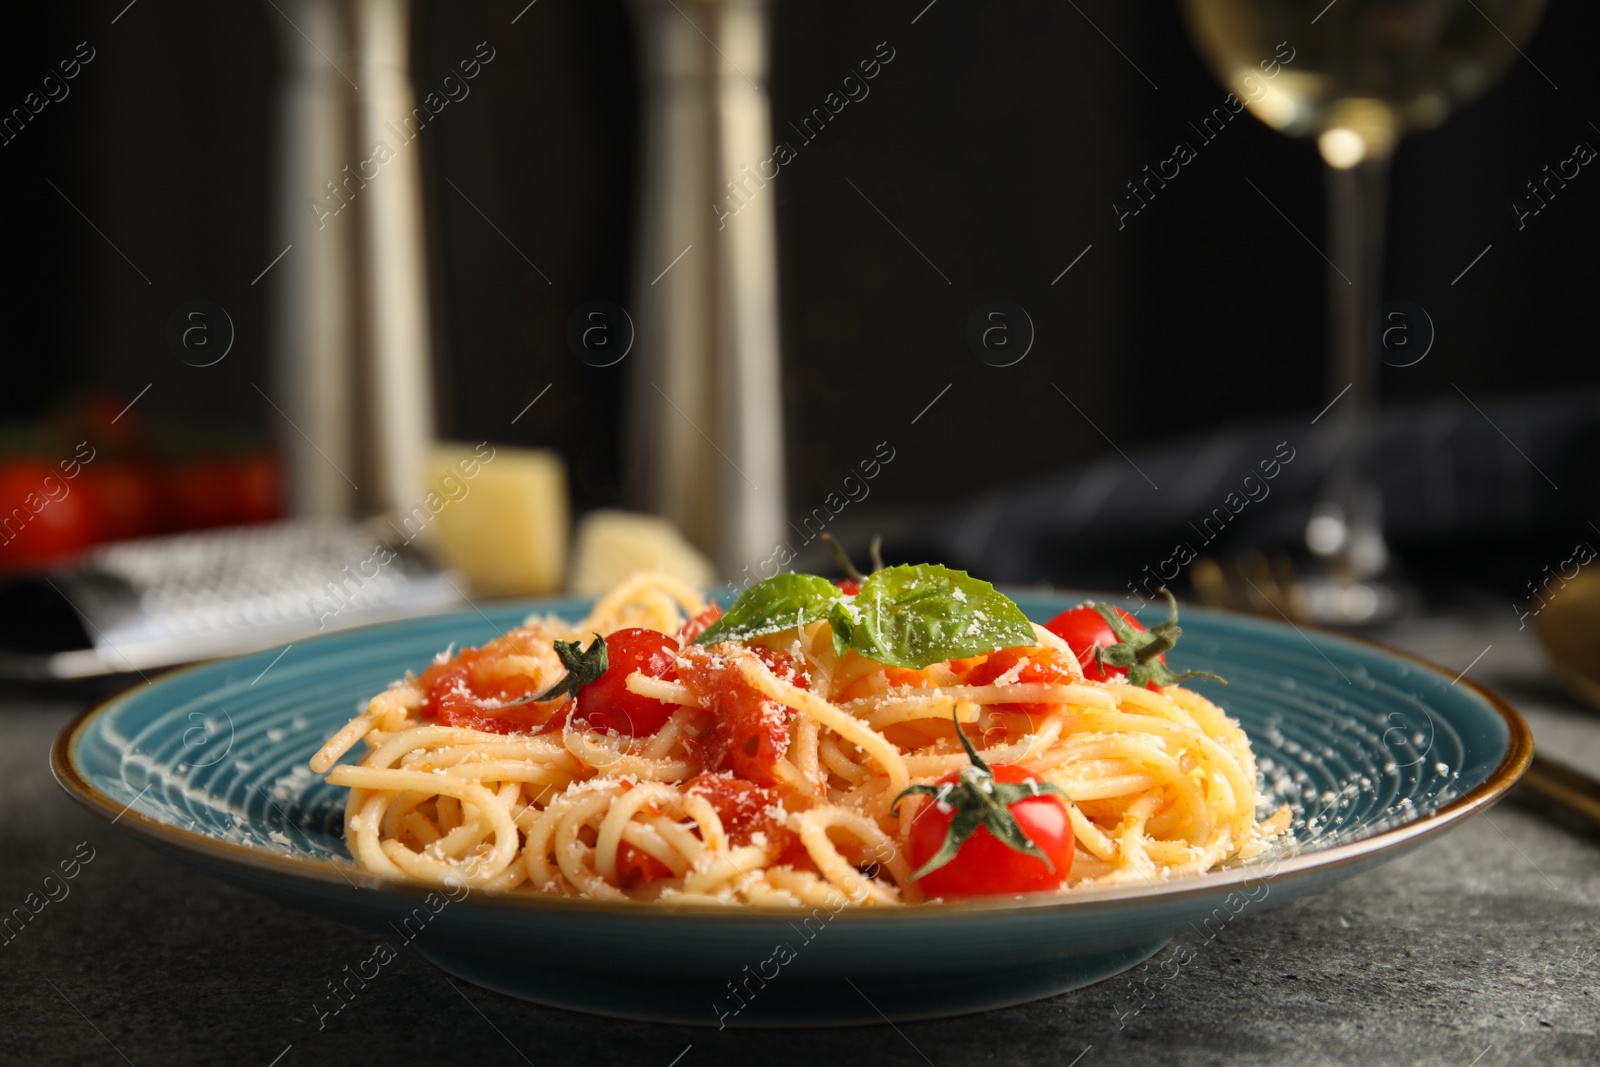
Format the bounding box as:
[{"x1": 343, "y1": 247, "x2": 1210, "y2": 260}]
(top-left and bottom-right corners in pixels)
[
  {"x1": 1188, "y1": 549, "x2": 1410, "y2": 627},
  {"x1": 1296, "y1": 572, "x2": 1407, "y2": 626}
]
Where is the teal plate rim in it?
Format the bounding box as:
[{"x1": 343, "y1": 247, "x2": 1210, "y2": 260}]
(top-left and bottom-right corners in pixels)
[{"x1": 51, "y1": 598, "x2": 1535, "y2": 923}]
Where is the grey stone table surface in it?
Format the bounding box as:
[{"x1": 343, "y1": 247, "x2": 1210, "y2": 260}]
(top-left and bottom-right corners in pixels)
[{"x1": 2, "y1": 610, "x2": 1596, "y2": 1067}]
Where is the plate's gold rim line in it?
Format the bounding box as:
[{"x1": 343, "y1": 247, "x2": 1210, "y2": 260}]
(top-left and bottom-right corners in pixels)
[{"x1": 50, "y1": 604, "x2": 1535, "y2": 923}]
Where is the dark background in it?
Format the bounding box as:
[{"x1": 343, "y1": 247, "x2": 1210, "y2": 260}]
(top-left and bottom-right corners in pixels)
[{"x1": 4, "y1": 0, "x2": 1596, "y2": 593}]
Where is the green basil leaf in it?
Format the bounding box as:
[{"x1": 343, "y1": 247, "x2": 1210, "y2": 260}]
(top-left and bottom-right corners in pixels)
[
  {"x1": 692, "y1": 573, "x2": 846, "y2": 646},
  {"x1": 845, "y1": 563, "x2": 1036, "y2": 669},
  {"x1": 827, "y1": 597, "x2": 863, "y2": 659}
]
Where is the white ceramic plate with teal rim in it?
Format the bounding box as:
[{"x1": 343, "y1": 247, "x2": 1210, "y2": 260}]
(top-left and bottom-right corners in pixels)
[{"x1": 53, "y1": 592, "x2": 1532, "y2": 1027}]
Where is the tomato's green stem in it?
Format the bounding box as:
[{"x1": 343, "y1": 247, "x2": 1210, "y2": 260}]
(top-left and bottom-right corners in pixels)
[
  {"x1": 821, "y1": 533, "x2": 867, "y2": 583},
  {"x1": 1086, "y1": 589, "x2": 1225, "y2": 688},
  {"x1": 533, "y1": 634, "x2": 608, "y2": 702},
  {"x1": 891, "y1": 709, "x2": 1070, "y2": 880}
]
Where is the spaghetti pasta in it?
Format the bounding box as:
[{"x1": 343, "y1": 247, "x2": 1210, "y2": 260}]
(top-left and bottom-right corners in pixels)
[{"x1": 312, "y1": 570, "x2": 1287, "y2": 904}]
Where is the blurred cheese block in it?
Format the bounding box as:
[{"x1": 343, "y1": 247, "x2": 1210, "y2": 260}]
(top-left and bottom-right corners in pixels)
[
  {"x1": 423, "y1": 444, "x2": 567, "y2": 595},
  {"x1": 570, "y1": 510, "x2": 715, "y2": 596}
]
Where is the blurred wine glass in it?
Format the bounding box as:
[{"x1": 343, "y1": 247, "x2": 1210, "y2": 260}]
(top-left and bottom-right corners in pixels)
[{"x1": 1181, "y1": 0, "x2": 1548, "y2": 623}]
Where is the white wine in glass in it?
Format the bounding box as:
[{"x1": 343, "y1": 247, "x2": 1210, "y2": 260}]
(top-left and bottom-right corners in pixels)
[{"x1": 1181, "y1": 0, "x2": 1548, "y2": 623}]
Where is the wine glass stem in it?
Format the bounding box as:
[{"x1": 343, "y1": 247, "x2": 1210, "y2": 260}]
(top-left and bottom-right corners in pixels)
[{"x1": 1313, "y1": 155, "x2": 1392, "y2": 580}]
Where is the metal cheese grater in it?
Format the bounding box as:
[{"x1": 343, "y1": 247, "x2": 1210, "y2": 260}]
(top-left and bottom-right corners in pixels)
[{"x1": 0, "y1": 521, "x2": 464, "y2": 680}]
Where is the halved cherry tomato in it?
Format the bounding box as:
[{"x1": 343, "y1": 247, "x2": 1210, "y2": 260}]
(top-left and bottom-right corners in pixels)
[
  {"x1": 774, "y1": 838, "x2": 818, "y2": 873},
  {"x1": 418, "y1": 634, "x2": 553, "y2": 705},
  {"x1": 577, "y1": 627, "x2": 681, "y2": 736},
  {"x1": 418, "y1": 631, "x2": 573, "y2": 733},
  {"x1": 617, "y1": 842, "x2": 672, "y2": 887},
  {"x1": 942, "y1": 655, "x2": 991, "y2": 681},
  {"x1": 536, "y1": 701, "x2": 574, "y2": 735},
  {"x1": 751, "y1": 646, "x2": 809, "y2": 690},
  {"x1": 678, "y1": 645, "x2": 807, "y2": 786},
  {"x1": 420, "y1": 662, "x2": 565, "y2": 734},
  {"x1": 881, "y1": 666, "x2": 935, "y2": 689},
  {"x1": 962, "y1": 646, "x2": 1075, "y2": 688},
  {"x1": 961, "y1": 645, "x2": 1077, "y2": 718},
  {"x1": 677, "y1": 603, "x2": 723, "y2": 645},
  {"x1": 684, "y1": 772, "x2": 793, "y2": 851},
  {"x1": 1045, "y1": 605, "x2": 1164, "y2": 690},
  {"x1": 907, "y1": 764, "x2": 1073, "y2": 898}
]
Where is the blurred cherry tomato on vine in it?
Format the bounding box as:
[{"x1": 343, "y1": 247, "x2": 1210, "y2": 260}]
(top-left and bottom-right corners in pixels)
[
  {"x1": 0, "y1": 462, "x2": 101, "y2": 571},
  {"x1": 83, "y1": 460, "x2": 162, "y2": 542},
  {"x1": 165, "y1": 451, "x2": 282, "y2": 530}
]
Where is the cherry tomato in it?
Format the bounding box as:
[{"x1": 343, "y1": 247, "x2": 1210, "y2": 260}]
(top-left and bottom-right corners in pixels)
[
  {"x1": 833, "y1": 578, "x2": 862, "y2": 596},
  {"x1": 0, "y1": 462, "x2": 101, "y2": 571},
  {"x1": 226, "y1": 450, "x2": 283, "y2": 525},
  {"x1": 83, "y1": 459, "x2": 162, "y2": 542},
  {"x1": 165, "y1": 451, "x2": 283, "y2": 530},
  {"x1": 1045, "y1": 605, "x2": 1164, "y2": 689},
  {"x1": 908, "y1": 764, "x2": 1073, "y2": 898},
  {"x1": 165, "y1": 459, "x2": 237, "y2": 530},
  {"x1": 578, "y1": 627, "x2": 681, "y2": 736}
]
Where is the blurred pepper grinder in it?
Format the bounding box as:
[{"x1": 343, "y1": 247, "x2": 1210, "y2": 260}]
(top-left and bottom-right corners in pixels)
[
  {"x1": 267, "y1": 0, "x2": 434, "y2": 522},
  {"x1": 627, "y1": 0, "x2": 788, "y2": 578}
]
